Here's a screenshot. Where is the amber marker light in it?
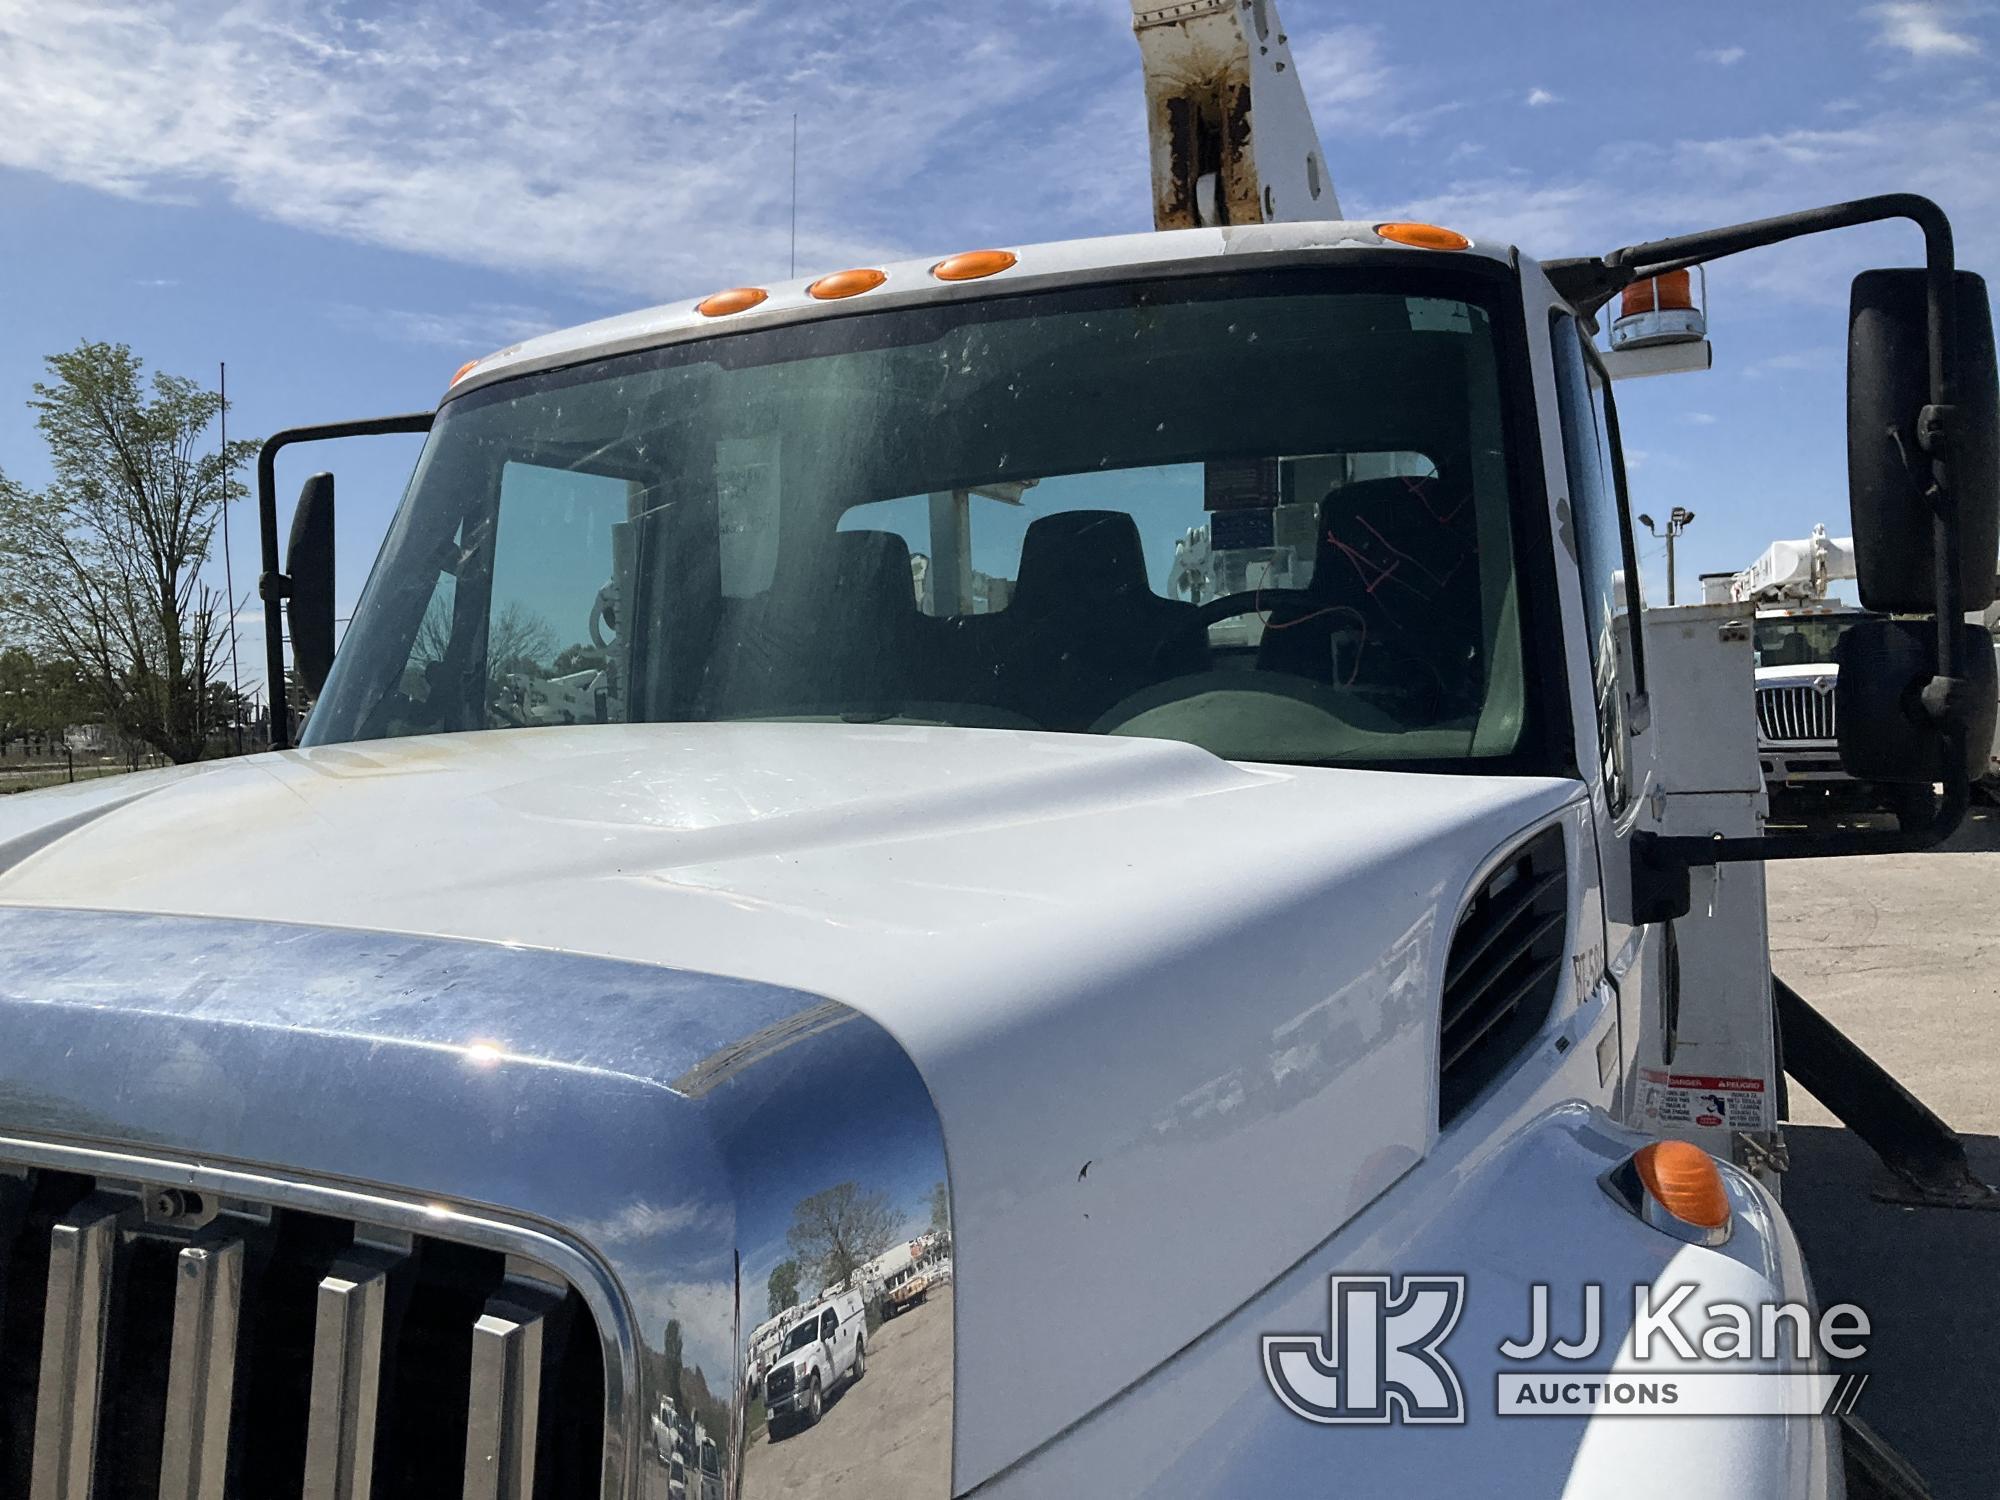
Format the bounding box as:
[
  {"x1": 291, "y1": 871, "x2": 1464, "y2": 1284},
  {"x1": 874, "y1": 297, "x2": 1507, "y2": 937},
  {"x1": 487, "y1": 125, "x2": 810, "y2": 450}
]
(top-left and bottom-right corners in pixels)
[
  {"x1": 448, "y1": 359, "x2": 479, "y2": 387},
  {"x1": 1375, "y1": 222, "x2": 1472, "y2": 252},
  {"x1": 808, "y1": 268, "x2": 888, "y2": 300},
  {"x1": 932, "y1": 249, "x2": 1018, "y2": 282},
  {"x1": 1635, "y1": 1141, "x2": 1732, "y2": 1230},
  {"x1": 697, "y1": 286, "x2": 769, "y2": 317}
]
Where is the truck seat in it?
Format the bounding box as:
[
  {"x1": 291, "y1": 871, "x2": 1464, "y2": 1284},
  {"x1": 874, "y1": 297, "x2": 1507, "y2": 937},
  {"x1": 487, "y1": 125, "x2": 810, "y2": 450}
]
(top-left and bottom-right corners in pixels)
[
  {"x1": 698, "y1": 529, "x2": 926, "y2": 716},
  {"x1": 1257, "y1": 476, "x2": 1483, "y2": 716},
  {"x1": 991, "y1": 510, "x2": 1207, "y2": 730}
]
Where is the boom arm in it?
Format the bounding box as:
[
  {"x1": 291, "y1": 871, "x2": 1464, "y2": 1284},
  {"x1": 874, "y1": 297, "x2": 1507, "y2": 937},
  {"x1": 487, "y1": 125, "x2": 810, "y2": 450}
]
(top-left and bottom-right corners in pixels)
[
  {"x1": 1131, "y1": 0, "x2": 1339, "y2": 230},
  {"x1": 1717, "y1": 523, "x2": 1858, "y2": 605}
]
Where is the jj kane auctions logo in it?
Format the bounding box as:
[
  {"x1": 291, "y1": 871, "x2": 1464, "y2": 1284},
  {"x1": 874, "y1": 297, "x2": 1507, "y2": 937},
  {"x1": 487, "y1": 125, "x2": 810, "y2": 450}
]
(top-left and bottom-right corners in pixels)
[{"x1": 1264, "y1": 1276, "x2": 1870, "y2": 1422}]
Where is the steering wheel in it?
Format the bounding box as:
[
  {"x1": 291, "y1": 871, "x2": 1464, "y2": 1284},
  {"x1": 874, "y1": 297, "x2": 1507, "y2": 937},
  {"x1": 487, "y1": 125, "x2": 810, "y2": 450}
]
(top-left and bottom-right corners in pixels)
[
  {"x1": 1189, "y1": 588, "x2": 1322, "y2": 630},
  {"x1": 588, "y1": 581, "x2": 620, "y2": 650},
  {"x1": 1146, "y1": 588, "x2": 1325, "y2": 671}
]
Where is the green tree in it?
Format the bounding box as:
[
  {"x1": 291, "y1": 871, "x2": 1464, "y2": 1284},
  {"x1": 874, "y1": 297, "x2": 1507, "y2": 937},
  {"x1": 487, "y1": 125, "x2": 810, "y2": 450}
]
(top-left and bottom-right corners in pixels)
[
  {"x1": 767, "y1": 1258, "x2": 801, "y2": 1321},
  {"x1": 0, "y1": 343, "x2": 254, "y2": 763},
  {"x1": 0, "y1": 647, "x2": 92, "y2": 754},
  {"x1": 785, "y1": 1182, "x2": 900, "y2": 1294},
  {"x1": 927, "y1": 1180, "x2": 951, "y2": 1259}
]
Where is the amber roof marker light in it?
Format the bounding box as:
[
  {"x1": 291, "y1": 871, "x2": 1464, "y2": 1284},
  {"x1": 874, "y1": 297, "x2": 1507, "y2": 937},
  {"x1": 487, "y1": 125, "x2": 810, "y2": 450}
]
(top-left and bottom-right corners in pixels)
[
  {"x1": 932, "y1": 250, "x2": 1018, "y2": 282},
  {"x1": 807, "y1": 268, "x2": 888, "y2": 300},
  {"x1": 1375, "y1": 222, "x2": 1472, "y2": 252},
  {"x1": 697, "y1": 287, "x2": 770, "y2": 317},
  {"x1": 448, "y1": 359, "x2": 479, "y2": 388}
]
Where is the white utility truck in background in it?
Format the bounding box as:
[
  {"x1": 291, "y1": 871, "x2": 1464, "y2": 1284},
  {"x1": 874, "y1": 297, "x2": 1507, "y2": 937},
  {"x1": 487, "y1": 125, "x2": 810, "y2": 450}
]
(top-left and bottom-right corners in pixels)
[
  {"x1": 1702, "y1": 527, "x2": 2000, "y2": 811},
  {"x1": 0, "y1": 3, "x2": 1996, "y2": 1499}
]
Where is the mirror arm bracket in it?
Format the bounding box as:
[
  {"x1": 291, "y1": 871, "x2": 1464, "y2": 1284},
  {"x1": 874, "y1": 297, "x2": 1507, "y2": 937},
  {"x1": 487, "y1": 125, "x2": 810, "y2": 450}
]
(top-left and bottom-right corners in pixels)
[
  {"x1": 257, "y1": 410, "x2": 435, "y2": 749},
  {"x1": 1595, "y1": 194, "x2": 1985, "y2": 896}
]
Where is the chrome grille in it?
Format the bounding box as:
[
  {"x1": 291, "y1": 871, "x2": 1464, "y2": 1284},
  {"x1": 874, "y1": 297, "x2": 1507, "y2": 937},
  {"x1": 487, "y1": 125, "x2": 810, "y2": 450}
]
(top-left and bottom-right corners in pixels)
[
  {"x1": 1756, "y1": 682, "x2": 1837, "y2": 743},
  {"x1": 0, "y1": 1157, "x2": 604, "y2": 1500}
]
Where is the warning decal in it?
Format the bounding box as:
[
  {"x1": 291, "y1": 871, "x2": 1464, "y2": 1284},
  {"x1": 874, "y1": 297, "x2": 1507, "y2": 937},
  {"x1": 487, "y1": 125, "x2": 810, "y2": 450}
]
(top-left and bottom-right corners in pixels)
[{"x1": 1637, "y1": 1070, "x2": 1772, "y2": 1132}]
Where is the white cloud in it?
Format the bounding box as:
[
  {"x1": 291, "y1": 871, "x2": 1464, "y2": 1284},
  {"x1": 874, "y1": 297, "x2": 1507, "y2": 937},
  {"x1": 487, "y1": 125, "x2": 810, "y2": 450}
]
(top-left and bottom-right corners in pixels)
[
  {"x1": 1526, "y1": 87, "x2": 1560, "y2": 107},
  {"x1": 0, "y1": 0, "x2": 1129, "y2": 300},
  {"x1": 1377, "y1": 99, "x2": 2000, "y2": 309},
  {"x1": 572, "y1": 1195, "x2": 730, "y2": 1249},
  {"x1": 1703, "y1": 45, "x2": 1748, "y2": 65},
  {"x1": 1867, "y1": 2, "x2": 1984, "y2": 57},
  {"x1": 1745, "y1": 348, "x2": 1842, "y2": 377},
  {"x1": 1686, "y1": 411, "x2": 1720, "y2": 425},
  {"x1": 329, "y1": 301, "x2": 558, "y2": 351},
  {"x1": 1291, "y1": 25, "x2": 1396, "y2": 126}
]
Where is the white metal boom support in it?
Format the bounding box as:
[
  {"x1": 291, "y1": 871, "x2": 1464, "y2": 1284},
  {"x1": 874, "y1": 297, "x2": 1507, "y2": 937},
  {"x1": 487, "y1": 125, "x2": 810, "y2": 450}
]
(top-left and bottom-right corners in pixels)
[
  {"x1": 1131, "y1": 0, "x2": 1340, "y2": 230},
  {"x1": 1717, "y1": 524, "x2": 1858, "y2": 605}
]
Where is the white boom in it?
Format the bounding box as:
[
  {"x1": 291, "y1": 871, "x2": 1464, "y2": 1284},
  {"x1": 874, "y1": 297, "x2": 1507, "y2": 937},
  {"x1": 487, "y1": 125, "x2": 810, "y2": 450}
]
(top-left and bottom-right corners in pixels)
[
  {"x1": 1703, "y1": 523, "x2": 1857, "y2": 606},
  {"x1": 1131, "y1": 0, "x2": 1339, "y2": 230}
]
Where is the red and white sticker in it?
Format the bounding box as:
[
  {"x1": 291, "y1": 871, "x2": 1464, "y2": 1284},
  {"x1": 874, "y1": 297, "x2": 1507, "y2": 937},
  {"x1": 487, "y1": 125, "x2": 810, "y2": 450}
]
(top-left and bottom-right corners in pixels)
[{"x1": 1637, "y1": 1070, "x2": 1771, "y2": 1132}]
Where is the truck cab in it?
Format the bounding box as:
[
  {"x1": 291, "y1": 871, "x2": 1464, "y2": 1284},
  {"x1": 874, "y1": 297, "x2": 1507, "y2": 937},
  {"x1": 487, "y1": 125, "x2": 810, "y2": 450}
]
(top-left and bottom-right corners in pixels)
[
  {"x1": 0, "y1": 6, "x2": 1995, "y2": 1479},
  {"x1": 764, "y1": 1289, "x2": 866, "y2": 1437}
]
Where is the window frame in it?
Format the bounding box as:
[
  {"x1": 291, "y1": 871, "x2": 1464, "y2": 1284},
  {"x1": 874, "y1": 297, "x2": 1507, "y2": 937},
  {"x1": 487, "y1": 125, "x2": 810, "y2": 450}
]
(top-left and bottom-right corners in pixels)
[
  {"x1": 1547, "y1": 308, "x2": 1650, "y2": 810},
  {"x1": 312, "y1": 257, "x2": 1578, "y2": 779}
]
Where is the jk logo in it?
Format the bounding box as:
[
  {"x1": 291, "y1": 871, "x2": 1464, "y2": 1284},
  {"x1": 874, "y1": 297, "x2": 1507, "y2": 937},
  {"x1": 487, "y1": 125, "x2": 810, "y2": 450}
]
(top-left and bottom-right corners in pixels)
[{"x1": 1263, "y1": 1275, "x2": 1467, "y2": 1424}]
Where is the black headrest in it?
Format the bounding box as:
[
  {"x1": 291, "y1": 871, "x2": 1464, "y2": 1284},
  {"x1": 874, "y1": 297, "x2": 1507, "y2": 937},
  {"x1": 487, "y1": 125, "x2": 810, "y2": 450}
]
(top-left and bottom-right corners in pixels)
[
  {"x1": 823, "y1": 529, "x2": 917, "y2": 620},
  {"x1": 1013, "y1": 510, "x2": 1151, "y2": 610},
  {"x1": 1313, "y1": 475, "x2": 1464, "y2": 570}
]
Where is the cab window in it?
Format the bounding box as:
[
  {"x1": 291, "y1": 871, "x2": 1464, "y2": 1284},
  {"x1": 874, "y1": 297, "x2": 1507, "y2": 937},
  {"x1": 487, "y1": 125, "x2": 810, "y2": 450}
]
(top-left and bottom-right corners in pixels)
[{"x1": 1550, "y1": 311, "x2": 1641, "y2": 811}]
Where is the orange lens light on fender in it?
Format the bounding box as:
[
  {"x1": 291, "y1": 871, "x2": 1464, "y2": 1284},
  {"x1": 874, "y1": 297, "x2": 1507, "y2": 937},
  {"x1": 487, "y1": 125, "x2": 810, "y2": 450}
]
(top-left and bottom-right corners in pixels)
[
  {"x1": 697, "y1": 286, "x2": 769, "y2": 317},
  {"x1": 1634, "y1": 1141, "x2": 1732, "y2": 1230},
  {"x1": 807, "y1": 268, "x2": 887, "y2": 300},
  {"x1": 932, "y1": 250, "x2": 1017, "y2": 282},
  {"x1": 1374, "y1": 222, "x2": 1472, "y2": 252}
]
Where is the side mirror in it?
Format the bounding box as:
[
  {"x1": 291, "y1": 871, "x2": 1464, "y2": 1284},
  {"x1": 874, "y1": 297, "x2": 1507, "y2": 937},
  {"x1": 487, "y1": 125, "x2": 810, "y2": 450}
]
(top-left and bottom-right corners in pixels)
[
  {"x1": 1847, "y1": 268, "x2": 1999, "y2": 614},
  {"x1": 1836, "y1": 617, "x2": 1998, "y2": 784},
  {"x1": 286, "y1": 472, "x2": 337, "y2": 697}
]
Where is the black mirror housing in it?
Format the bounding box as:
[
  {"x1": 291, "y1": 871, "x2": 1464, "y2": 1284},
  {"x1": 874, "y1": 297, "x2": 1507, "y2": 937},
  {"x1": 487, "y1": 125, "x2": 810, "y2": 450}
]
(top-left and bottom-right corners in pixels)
[
  {"x1": 286, "y1": 472, "x2": 337, "y2": 698},
  {"x1": 1847, "y1": 268, "x2": 1999, "y2": 615},
  {"x1": 1835, "y1": 617, "x2": 1998, "y2": 784}
]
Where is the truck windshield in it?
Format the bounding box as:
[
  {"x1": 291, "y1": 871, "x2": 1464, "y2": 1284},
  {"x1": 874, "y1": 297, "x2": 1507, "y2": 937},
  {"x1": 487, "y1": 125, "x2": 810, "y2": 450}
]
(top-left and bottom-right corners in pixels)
[
  {"x1": 1753, "y1": 615, "x2": 1868, "y2": 668},
  {"x1": 309, "y1": 268, "x2": 1538, "y2": 766},
  {"x1": 781, "y1": 1319, "x2": 819, "y2": 1354}
]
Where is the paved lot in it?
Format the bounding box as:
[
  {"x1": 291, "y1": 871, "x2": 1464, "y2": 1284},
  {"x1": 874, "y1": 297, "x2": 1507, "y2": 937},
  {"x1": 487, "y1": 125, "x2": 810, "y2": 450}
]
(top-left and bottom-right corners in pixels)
[
  {"x1": 739, "y1": 1287, "x2": 953, "y2": 1499},
  {"x1": 1768, "y1": 801, "x2": 2000, "y2": 1500}
]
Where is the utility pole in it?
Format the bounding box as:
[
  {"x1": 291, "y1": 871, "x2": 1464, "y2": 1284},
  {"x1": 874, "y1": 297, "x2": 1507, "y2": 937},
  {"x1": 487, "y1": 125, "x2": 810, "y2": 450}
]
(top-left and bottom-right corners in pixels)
[
  {"x1": 1638, "y1": 506, "x2": 1697, "y2": 605},
  {"x1": 218, "y1": 362, "x2": 245, "y2": 754}
]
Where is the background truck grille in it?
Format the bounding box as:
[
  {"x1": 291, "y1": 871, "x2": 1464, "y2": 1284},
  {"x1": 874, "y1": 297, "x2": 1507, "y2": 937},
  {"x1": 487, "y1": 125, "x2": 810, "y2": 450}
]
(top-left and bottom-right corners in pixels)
[
  {"x1": 1756, "y1": 682, "x2": 1837, "y2": 743},
  {"x1": 1438, "y1": 825, "x2": 1568, "y2": 1125},
  {"x1": 0, "y1": 1157, "x2": 604, "y2": 1500},
  {"x1": 764, "y1": 1362, "x2": 794, "y2": 1402}
]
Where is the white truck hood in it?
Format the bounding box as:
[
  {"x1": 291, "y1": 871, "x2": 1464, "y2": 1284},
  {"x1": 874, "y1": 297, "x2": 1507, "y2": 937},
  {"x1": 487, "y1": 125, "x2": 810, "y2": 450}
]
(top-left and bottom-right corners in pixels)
[{"x1": 0, "y1": 723, "x2": 1582, "y2": 1477}]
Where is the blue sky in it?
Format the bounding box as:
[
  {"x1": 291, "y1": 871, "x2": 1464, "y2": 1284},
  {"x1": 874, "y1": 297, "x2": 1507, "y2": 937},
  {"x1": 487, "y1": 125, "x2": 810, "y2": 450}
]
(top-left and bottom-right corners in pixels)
[{"x1": 2, "y1": 0, "x2": 1996, "y2": 701}]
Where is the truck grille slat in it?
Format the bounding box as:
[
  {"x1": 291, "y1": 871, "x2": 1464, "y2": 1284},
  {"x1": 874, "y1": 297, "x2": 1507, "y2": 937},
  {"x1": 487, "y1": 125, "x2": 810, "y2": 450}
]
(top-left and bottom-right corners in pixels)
[
  {"x1": 304, "y1": 1250, "x2": 407, "y2": 1500},
  {"x1": 461, "y1": 1287, "x2": 556, "y2": 1500},
  {"x1": 1757, "y1": 683, "x2": 1836, "y2": 744},
  {"x1": 2, "y1": 1157, "x2": 608, "y2": 1500},
  {"x1": 157, "y1": 1237, "x2": 242, "y2": 1500},
  {"x1": 30, "y1": 1197, "x2": 125, "y2": 1500}
]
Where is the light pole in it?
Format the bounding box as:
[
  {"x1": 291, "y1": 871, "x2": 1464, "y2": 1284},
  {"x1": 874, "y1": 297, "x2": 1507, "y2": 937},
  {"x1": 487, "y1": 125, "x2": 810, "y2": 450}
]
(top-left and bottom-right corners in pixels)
[{"x1": 1637, "y1": 506, "x2": 1697, "y2": 605}]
